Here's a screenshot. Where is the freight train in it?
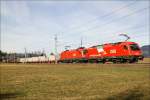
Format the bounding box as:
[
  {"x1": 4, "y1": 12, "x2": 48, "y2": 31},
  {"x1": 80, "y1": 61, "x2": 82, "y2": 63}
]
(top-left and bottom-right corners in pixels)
[
  {"x1": 59, "y1": 41, "x2": 144, "y2": 63},
  {"x1": 19, "y1": 55, "x2": 55, "y2": 63}
]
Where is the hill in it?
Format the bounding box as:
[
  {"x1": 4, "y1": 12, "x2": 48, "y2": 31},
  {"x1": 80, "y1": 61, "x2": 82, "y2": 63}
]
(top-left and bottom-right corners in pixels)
[{"x1": 141, "y1": 45, "x2": 150, "y2": 57}]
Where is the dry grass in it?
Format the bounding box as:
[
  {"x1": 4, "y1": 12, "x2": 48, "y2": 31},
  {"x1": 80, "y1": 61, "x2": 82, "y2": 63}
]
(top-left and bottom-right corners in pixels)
[
  {"x1": 0, "y1": 62, "x2": 150, "y2": 100},
  {"x1": 138, "y1": 58, "x2": 150, "y2": 64}
]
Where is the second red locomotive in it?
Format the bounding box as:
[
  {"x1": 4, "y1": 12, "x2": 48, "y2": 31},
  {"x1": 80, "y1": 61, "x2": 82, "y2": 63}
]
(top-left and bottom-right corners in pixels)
[{"x1": 59, "y1": 41, "x2": 143, "y2": 63}]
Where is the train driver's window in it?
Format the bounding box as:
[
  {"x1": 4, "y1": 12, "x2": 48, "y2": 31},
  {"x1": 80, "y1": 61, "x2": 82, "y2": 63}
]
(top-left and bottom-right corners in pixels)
[
  {"x1": 83, "y1": 49, "x2": 88, "y2": 55},
  {"x1": 123, "y1": 45, "x2": 128, "y2": 50}
]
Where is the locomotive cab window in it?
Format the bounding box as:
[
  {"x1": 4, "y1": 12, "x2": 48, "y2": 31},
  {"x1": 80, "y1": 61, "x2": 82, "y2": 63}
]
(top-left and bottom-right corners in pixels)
[
  {"x1": 96, "y1": 45, "x2": 104, "y2": 52},
  {"x1": 83, "y1": 49, "x2": 88, "y2": 54},
  {"x1": 130, "y1": 44, "x2": 140, "y2": 51},
  {"x1": 123, "y1": 45, "x2": 128, "y2": 50}
]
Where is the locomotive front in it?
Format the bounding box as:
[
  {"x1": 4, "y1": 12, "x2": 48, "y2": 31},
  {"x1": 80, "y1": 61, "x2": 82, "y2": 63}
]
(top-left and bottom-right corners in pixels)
[{"x1": 127, "y1": 42, "x2": 144, "y2": 61}]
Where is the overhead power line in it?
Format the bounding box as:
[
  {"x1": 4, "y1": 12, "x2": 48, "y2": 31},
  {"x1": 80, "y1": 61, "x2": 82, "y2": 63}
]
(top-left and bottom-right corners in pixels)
[
  {"x1": 59, "y1": 24, "x2": 148, "y2": 50},
  {"x1": 71, "y1": 24, "x2": 148, "y2": 48},
  {"x1": 109, "y1": 24, "x2": 148, "y2": 36},
  {"x1": 71, "y1": 6, "x2": 149, "y2": 35},
  {"x1": 100, "y1": 25, "x2": 148, "y2": 43},
  {"x1": 61, "y1": 6, "x2": 149, "y2": 43},
  {"x1": 62, "y1": 0, "x2": 138, "y2": 33},
  {"x1": 59, "y1": 3, "x2": 149, "y2": 50}
]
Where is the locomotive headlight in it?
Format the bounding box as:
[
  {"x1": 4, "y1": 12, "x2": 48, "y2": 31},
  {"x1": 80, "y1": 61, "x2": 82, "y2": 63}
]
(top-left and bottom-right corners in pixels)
[{"x1": 135, "y1": 52, "x2": 139, "y2": 55}]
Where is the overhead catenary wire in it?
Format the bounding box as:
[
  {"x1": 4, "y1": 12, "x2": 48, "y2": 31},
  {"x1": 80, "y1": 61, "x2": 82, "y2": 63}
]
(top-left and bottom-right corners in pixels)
[
  {"x1": 56, "y1": 24, "x2": 146, "y2": 49},
  {"x1": 60, "y1": 6, "x2": 149, "y2": 48},
  {"x1": 60, "y1": 6, "x2": 149, "y2": 45},
  {"x1": 66, "y1": 24, "x2": 148, "y2": 49},
  {"x1": 99, "y1": 25, "x2": 149, "y2": 44},
  {"x1": 103, "y1": 24, "x2": 148, "y2": 40},
  {"x1": 77, "y1": 6, "x2": 149, "y2": 34},
  {"x1": 62, "y1": 0, "x2": 138, "y2": 33},
  {"x1": 57, "y1": 2, "x2": 149, "y2": 52}
]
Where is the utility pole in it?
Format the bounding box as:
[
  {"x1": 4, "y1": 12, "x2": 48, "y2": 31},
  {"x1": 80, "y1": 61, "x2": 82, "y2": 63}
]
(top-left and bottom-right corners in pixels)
[
  {"x1": 81, "y1": 37, "x2": 83, "y2": 47},
  {"x1": 14, "y1": 53, "x2": 15, "y2": 63},
  {"x1": 42, "y1": 48, "x2": 45, "y2": 56},
  {"x1": 24, "y1": 48, "x2": 27, "y2": 63},
  {"x1": 6, "y1": 53, "x2": 8, "y2": 63},
  {"x1": 54, "y1": 34, "x2": 58, "y2": 64}
]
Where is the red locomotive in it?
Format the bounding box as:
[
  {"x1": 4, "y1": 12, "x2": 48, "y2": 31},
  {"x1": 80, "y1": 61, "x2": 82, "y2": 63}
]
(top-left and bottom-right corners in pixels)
[{"x1": 59, "y1": 41, "x2": 144, "y2": 63}]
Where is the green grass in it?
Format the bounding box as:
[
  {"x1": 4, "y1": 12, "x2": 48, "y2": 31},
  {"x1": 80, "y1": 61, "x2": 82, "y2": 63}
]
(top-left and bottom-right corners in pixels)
[{"x1": 0, "y1": 63, "x2": 150, "y2": 100}]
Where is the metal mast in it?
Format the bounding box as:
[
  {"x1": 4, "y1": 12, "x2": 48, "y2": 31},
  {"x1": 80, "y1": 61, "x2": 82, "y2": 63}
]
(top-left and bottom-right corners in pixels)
[
  {"x1": 24, "y1": 48, "x2": 27, "y2": 63},
  {"x1": 81, "y1": 37, "x2": 83, "y2": 47},
  {"x1": 54, "y1": 34, "x2": 58, "y2": 64}
]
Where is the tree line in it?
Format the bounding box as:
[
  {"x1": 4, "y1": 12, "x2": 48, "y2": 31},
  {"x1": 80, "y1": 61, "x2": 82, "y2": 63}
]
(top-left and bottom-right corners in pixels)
[{"x1": 0, "y1": 50, "x2": 46, "y2": 62}]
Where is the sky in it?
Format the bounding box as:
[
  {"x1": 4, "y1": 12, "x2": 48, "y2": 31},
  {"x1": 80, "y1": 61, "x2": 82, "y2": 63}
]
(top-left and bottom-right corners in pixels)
[{"x1": 1, "y1": 0, "x2": 150, "y2": 55}]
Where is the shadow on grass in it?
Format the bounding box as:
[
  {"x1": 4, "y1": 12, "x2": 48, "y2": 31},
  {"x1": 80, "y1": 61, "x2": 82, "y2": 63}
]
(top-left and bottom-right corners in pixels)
[
  {"x1": 0, "y1": 92, "x2": 25, "y2": 100},
  {"x1": 106, "y1": 89, "x2": 147, "y2": 100}
]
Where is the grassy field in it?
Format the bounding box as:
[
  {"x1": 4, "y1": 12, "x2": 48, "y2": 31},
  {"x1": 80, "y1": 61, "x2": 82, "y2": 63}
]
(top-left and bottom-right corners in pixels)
[{"x1": 0, "y1": 62, "x2": 150, "y2": 100}]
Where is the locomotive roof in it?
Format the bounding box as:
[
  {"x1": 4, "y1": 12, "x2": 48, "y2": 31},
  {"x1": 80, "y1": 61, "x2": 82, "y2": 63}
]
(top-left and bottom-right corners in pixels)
[
  {"x1": 62, "y1": 41, "x2": 137, "y2": 52},
  {"x1": 105, "y1": 41, "x2": 136, "y2": 45},
  {"x1": 63, "y1": 47, "x2": 85, "y2": 52},
  {"x1": 90, "y1": 41, "x2": 136, "y2": 48}
]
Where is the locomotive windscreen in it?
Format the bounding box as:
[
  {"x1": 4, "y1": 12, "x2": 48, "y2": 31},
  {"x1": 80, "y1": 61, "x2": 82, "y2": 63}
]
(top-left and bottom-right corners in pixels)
[{"x1": 130, "y1": 44, "x2": 140, "y2": 51}]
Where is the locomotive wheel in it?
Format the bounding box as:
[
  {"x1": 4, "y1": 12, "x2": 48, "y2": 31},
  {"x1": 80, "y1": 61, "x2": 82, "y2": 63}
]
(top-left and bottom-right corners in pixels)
[
  {"x1": 113, "y1": 61, "x2": 117, "y2": 64},
  {"x1": 128, "y1": 58, "x2": 138, "y2": 63},
  {"x1": 112, "y1": 59, "x2": 117, "y2": 63},
  {"x1": 102, "y1": 60, "x2": 106, "y2": 64},
  {"x1": 89, "y1": 59, "x2": 96, "y2": 63},
  {"x1": 120, "y1": 59, "x2": 126, "y2": 63}
]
